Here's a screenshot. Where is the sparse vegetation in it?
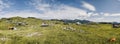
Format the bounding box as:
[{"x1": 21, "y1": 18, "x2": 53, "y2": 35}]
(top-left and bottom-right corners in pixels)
[{"x1": 0, "y1": 17, "x2": 120, "y2": 44}]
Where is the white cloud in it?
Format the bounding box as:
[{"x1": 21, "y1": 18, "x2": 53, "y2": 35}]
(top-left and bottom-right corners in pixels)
[
  {"x1": 88, "y1": 16, "x2": 120, "y2": 22},
  {"x1": 44, "y1": 6, "x2": 90, "y2": 19},
  {"x1": 0, "y1": 10, "x2": 41, "y2": 18},
  {"x1": 103, "y1": 13, "x2": 120, "y2": 16},
  {"x1": 0, "y1": 0, "x2": 10, "y2": 12},
  {"x1": 103, "y1": 13, "x2": 110, "y2": 16},
  {"x1": 29, "y1": 0, "x2": 91, "y2": 19},
  {"x1": 88, "y1": 13, "x2": 120, "y2": 22},
  {"x1": 0, "y1": 0, "x2": 99, "y2": 20},
  {"x1": 111, "y1": 13, "x2": 120, "y2": 16},
  {"x1": 1, "y1": 0, "x2": 120, "y2": 22},
  {"x1": 1, "y1": 4, "x2": 91, "y2": 20},
  {"x1": 36, "y1": 4, "x2": 50, "y2": 11},
  {"x1": 82, "y1": 1, "x2": 96, "y2": 11},
  {"x1": 87, "y1": 12, "x2": 99, "y2": 16},
  {"x1": 0, "y1": 0, "x2": 94, "y2": 20},
  {"x1": 30, "y1": 0, "x2": 52, "y2": 12}
]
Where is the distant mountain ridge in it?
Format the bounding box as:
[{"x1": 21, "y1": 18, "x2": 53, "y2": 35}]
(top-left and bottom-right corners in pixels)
[{"x1": 0, "y1": 17, "x2": 119, "y2": 24}]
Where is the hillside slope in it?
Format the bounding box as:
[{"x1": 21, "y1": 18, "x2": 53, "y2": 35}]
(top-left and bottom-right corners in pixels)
[{"x1": 0, "y1": 17, "x2": 120, "y2": 44}]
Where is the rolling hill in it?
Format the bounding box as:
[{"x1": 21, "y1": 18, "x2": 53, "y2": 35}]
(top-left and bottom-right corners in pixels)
[{"x1": 0, "y1": 17, "x2": 120, "y2": 44}]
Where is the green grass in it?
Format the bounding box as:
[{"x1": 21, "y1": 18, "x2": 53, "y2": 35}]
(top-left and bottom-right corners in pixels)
[{"x1": 0, "y1": 17, "x2": 120, "y2": 44}]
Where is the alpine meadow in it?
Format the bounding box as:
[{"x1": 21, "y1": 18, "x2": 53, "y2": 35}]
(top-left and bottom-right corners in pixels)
[{"x1": 0, "y1": 0, "x2": 120, "y2": 44}]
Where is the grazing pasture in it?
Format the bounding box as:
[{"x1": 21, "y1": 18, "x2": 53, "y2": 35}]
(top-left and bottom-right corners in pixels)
[{"x1": 0, "y1": 17, "x2": 120, "y2": 44}]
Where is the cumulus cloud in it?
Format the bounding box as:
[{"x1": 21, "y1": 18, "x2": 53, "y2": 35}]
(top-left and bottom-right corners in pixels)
[
  {"x1": 0, "y1": 6, "x2": 91, "y2": 20},
  {"x1": 1, "y1": 0, "x2": 119, "y2": 22},
  {"x1": 1, "y1": 0, "x2": 92, "y2": 20},
  {"x1": 82, "y1": 1, "x2": 96, "y2": 11},
  {"x1": 103, "y1": 13, "x2": 110, "y2": 16},
  {"x1": 87, "y1": 16, "x2": 120, "y2": 22},
  {"x1": 0, "y1": 0, "x2": 98, "y2": 20},
  {"x1": 29, "y1": 0, "x2": 92, "y2": 19},
  {"x1": 111, "y1": 13, "x2": 120, "y2": 16},
  {"x1": 42, "y1": 5, "x2": 90, "y2": 19},
  {"x1": 103, "y1": 13, "x2": 120, "y2": 16},
  {"x1": 88, "y1": 13, "x2": 120, "y2": 22}
]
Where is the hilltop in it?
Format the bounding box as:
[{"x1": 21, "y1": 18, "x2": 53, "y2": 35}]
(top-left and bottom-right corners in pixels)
[{"x1": 0, "y1": 17, "x2": 120, "y2": 44}]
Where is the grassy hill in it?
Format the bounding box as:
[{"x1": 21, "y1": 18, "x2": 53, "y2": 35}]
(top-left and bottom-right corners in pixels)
[{"x1": 0, "y1": 17, "x2": 120, "y2": 44}]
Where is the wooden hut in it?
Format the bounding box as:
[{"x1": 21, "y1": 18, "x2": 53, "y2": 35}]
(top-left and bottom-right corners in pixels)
[
  {"x1": 41, "y1": 23, "x2": 49, "y2": 27},
  {"x1": 112, "y1": 22, "x2": 120, "y2": 28}
]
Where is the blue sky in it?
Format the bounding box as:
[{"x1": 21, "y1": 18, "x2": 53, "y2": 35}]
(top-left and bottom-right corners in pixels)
[{"x1": 0, "y1": 0, "x2": 120, "y2": 22}]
